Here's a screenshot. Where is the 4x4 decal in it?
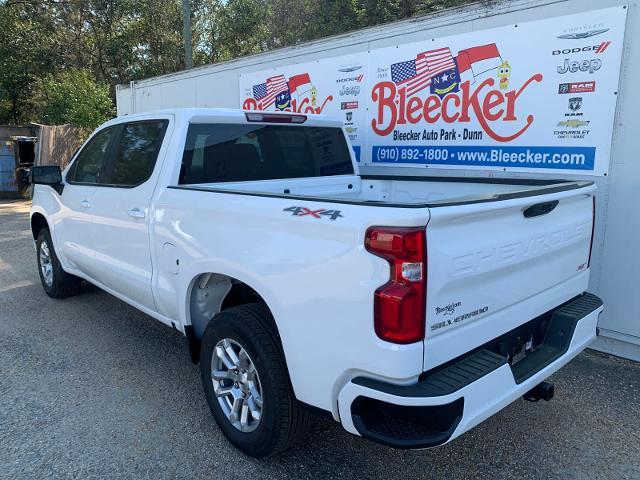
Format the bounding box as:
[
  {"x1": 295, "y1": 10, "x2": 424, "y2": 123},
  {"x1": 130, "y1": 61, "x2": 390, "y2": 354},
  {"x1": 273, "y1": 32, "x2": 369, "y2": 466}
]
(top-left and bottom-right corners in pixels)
[{"x1": 283, "y1": 206, "x2": 343, "y2": 220}]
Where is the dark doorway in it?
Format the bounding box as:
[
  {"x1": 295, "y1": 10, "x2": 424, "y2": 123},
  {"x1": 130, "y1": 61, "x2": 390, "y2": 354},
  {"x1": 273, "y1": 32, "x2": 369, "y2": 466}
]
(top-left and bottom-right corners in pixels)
[
  {"x1": 16, "y1": 140, "x2": 35, "y2": 165},
  {"x1": 14, "y1": 140, "x2": 36, "y2": 196}
]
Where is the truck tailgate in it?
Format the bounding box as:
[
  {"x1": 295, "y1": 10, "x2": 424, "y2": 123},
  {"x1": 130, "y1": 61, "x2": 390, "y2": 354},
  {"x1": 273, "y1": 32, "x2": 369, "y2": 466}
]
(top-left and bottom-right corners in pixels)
[{"x1": 423, "y1": 183, "x2": 595, "y2": 370}]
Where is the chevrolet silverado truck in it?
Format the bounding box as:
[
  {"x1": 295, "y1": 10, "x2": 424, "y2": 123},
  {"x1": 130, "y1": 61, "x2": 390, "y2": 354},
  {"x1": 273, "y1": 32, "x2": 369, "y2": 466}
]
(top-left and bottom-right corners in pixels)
[{"x1": 29, "y1": 108, "x2": 603, "y2": 457}]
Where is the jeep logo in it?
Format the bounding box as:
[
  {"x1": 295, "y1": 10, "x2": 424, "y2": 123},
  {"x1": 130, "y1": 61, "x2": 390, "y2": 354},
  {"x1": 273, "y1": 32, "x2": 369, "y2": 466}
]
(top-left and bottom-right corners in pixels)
[{"x1": 557, "y1": 58, "x2": 602, "y2": 74}]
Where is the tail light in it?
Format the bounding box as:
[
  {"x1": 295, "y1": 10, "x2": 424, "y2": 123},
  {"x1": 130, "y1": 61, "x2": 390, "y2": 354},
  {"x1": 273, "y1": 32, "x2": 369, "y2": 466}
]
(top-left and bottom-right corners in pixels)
[
  {"x1": 365, "y1": 227, "x2": 426, "y2": 344},
  {"x1": 588, "y1": 196, "x2": 596, "y2": 268}
]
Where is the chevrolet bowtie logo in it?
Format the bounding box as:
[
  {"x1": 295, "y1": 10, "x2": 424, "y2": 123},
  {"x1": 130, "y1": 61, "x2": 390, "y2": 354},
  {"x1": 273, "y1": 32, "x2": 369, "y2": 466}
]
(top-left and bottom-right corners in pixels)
[{"x1": 558, "y1": 120, "x2": 590, "y2": 128}]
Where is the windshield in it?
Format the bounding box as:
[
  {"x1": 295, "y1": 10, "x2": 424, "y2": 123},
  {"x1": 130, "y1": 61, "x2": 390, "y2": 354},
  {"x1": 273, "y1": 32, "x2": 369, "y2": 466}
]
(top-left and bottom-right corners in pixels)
[{"x1": 180, "y1": 123, "x2": 354, "y2": 184}]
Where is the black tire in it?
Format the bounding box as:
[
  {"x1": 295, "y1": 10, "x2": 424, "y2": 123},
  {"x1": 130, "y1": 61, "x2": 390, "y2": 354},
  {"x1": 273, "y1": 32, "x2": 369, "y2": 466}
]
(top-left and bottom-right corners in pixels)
[
  {"x1": 200, "y1": 303, "x2": 310, "y2": 458},
  {"x1": 36, "y1": 229, "x2": 82, "y2": 298}
]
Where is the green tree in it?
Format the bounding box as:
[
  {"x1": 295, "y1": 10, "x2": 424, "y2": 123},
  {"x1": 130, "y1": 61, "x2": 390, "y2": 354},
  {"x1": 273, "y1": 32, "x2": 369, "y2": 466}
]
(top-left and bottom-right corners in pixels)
[
  {"x1": 192, "y1": 0, "x2": 481, "y2": 63},
  {"x1": 214, "y1": 0, "x2": 272, "y2": 59},
  {"x1": 0, "y1": 1, "x2": 61, "y2": 123},
  {"x1": 356, "y1": 0, "x2": 407, "y2": 28},
  {"x1": 41, "y1": 69, "x2": 114, "y2": 131},
  {"x1": 0, "y1": 0, "x2": 481, "y2": 125}
]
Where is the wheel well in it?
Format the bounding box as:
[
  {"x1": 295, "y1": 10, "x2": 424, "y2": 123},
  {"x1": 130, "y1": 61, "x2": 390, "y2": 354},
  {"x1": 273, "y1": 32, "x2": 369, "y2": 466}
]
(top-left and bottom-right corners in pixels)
[
  {"x1": 31, "y1": 213, "x2": 48, "y2": 240},
  {"x1": 185, "y1": 273, "x2": 277, "y2": 363}
]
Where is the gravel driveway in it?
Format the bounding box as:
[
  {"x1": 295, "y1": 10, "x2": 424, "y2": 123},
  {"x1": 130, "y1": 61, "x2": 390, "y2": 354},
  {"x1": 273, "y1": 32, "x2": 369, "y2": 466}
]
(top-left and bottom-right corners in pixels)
[{"x1": 1, "y1": 199, "x2": 639, "y2": 479}]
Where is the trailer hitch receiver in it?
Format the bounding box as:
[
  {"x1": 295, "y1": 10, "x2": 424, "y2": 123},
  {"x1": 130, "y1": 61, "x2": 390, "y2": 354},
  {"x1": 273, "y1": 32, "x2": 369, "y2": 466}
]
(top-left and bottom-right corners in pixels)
[{"x1": 523, "y1": 381, "x2": 554, "y2": 402}]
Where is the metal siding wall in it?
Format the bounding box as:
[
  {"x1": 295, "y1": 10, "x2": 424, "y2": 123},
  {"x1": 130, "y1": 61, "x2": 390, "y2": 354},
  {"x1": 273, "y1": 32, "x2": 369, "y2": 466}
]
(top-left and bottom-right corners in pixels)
[
  {"x1": 115, "y1": 85, "x2": 132, "y2": 117},
  {"x1": 0, "y1": 142, "x2": 17, "y2": 193},
  {"x1": 115, "y1": 0, "x2": 640, "y2": 360},
  {"x1": 595, "y1": 1, "x2": 640, "y2": 351}
]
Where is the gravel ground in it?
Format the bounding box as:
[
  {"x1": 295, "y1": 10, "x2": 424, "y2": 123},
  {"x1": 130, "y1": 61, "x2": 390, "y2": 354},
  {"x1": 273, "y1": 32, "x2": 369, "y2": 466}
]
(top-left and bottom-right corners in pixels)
[{"x1": 1, "y1": 199, "x2": 639, "y2": 480}]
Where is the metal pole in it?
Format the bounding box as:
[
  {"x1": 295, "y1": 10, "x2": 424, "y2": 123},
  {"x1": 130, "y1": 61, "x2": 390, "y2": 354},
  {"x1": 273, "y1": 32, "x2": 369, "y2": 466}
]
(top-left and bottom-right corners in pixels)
[
  {"x1": 182, "y1": 0, "x2": 193, "y2": 69},
  {"x1": 129, "y1": 80, "x2": 136, "y2": 114}
]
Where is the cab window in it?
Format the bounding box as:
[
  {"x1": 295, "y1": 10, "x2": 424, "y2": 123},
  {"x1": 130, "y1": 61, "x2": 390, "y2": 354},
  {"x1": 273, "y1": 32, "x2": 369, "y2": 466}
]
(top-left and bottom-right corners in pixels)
[
  {"x1": 180, "y1": 124, "x2": 353, "y2": 184},
  {"x1": 67, "y1": 127, "x2": 115, "y2": 184}
]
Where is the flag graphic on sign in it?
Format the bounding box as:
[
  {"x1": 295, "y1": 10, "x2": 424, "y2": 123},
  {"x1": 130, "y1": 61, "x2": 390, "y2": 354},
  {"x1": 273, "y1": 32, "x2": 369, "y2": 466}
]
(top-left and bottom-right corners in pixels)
[
  {"x1": 252, "y1": 74, "x2": 289, "y2": 108},
  {"x1": 426, "y1": 48, "x2": 461, "y2": 98},
  {"x1": 391, "y1": 47, "x2": 457, "y2": 97},
  {"x1": 391, "y1": 53, "x2": 430, "y2": 97},
  {"x1": 252, "y1": 83, "x2": 267, "y2": 100},
  {"x1": 390, "y1": 44, "x2": 503, "y2": 97},
  {"x1": 456, "y1": 44, "x2": 502, "y2": 84},
  {"x1": 247, "y1": 72, "x2": 333, "y2": 114},
  {"x1": 288, "y1": 73, "x2": 312, "y2": 97},
  {"x1": 275, "y1": 90, "x2": 291, "y2": 111}
]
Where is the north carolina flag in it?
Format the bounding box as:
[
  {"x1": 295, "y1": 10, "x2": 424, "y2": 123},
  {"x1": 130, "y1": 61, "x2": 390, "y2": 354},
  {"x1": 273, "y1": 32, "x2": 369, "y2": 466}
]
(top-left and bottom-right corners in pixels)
[
  {"x1": 455, "y1": 44, "x2": 502, "y2": 84},
  {"x1": 288, "y1": 73, "x2": 312, "y2": 96}
]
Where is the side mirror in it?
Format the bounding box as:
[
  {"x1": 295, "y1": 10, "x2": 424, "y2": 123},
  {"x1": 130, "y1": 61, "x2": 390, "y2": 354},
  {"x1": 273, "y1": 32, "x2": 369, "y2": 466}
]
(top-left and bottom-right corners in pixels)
[{"x1": 31, "y1": 166, "x2": 64, "y2": 194}]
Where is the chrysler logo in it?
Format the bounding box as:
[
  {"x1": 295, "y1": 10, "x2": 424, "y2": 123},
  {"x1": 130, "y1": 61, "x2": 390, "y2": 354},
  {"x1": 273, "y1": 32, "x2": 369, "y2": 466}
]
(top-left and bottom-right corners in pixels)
[
  {"x1": 338, "y1": 65, "x2": 362, "y2": 73},
  {"x1": 557, "y1": 28, "x2": 609, "y2": 40}
]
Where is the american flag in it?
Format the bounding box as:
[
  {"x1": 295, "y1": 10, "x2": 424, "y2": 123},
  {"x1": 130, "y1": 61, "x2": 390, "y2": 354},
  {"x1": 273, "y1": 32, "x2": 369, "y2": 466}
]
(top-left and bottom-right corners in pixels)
[
  {"x1": 252, "y1": 74, "x2": 288, "y2": 108},
  {"x1": 391, "y1": 47, "x2": 457, "y2": 96},
  {"x1": 253, "y1": 83, "x2": 267, "y2": 100}
]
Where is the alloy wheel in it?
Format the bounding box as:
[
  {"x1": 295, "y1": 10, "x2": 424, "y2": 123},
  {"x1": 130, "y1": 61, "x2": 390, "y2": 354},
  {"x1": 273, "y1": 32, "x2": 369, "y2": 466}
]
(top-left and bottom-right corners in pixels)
[
  {"x1": 211, "y1": 338, "x2": 263, "y2": 432},
  {"x1": 39, "y1": 241, "x2": 53, "y2": 287}
]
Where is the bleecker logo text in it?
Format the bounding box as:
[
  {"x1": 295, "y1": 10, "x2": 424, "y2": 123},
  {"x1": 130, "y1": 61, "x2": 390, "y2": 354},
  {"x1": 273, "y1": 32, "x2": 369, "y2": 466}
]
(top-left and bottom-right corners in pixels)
[{"x1": 371, "y1": 75, "x2": 543, "y2": 142}]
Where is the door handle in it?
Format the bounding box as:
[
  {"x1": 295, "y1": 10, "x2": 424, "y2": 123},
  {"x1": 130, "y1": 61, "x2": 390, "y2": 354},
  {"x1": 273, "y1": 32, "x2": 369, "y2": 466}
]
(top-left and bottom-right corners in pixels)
[
  {"x1": 80, "y1": 200, "x2": 91, "y2": 208},
  {"x1": 128, "y1": 208, "x2": 146, "y2": 219}
]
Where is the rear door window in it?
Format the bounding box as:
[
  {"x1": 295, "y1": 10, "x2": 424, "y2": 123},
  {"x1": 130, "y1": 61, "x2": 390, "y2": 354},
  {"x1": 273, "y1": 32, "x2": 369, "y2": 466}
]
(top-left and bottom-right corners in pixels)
[{"x1": 180, "y1": 124, "x2": 353, "y2": 184}]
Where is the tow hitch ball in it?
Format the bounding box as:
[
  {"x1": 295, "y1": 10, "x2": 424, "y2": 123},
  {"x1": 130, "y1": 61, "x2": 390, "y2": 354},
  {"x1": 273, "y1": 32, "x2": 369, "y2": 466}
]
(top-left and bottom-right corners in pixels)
[{"x1": 523, "y1": 381, "x2": 554, "y2": 402}]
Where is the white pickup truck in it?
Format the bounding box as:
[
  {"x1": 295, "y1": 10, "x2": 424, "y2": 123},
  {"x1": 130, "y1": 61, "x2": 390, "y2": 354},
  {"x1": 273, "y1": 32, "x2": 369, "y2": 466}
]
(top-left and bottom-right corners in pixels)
[{"x1": 30, "y1": 108, "x2": 603, "y2": 457}]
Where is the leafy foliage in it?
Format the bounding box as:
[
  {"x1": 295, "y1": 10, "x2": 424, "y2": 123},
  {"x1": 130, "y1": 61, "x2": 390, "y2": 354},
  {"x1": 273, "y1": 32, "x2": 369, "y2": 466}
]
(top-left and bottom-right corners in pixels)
[
  {"x1": 0, "y1": 1, "x2": 60, "y2": 123},
  {"x1": 0, "y1": 0, "x2": 479, "y2": 126},
  {"x1": 41, "y1": 69, "x2": 114, "y2": 132}
]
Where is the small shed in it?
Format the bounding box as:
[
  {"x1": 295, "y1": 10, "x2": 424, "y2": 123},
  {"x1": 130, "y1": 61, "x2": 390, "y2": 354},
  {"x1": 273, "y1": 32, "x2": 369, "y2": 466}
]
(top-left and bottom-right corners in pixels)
[
  {"x1": 0, "y1": 126, "x2": 37, "y2": 197},
  {"x1": 0, "y1": 124, "x2": 82, "y2": 198},
  {"x1": 34, "y1": 124, "x2": 82, "y2": 169}
]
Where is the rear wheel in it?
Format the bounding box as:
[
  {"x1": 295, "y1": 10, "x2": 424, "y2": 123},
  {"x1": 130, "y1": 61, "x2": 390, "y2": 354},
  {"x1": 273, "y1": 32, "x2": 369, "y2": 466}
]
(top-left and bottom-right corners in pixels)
[
  {"x1": 200, "y1": 304, "x2": 310, "y2": 457},
  {"x1": 36, "y1": 229, "x2": 82, "y2": 298}
]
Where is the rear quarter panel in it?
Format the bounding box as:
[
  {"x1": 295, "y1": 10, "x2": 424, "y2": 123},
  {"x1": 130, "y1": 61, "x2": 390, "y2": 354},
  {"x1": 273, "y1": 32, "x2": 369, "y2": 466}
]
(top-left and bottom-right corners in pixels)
[{"x1": 151, "y1": 187, "x2": 430, "y2": 414}]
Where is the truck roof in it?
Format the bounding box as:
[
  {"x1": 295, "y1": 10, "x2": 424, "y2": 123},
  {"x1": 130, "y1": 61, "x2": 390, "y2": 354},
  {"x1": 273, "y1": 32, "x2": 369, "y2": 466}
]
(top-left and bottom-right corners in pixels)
[{"x1": 115, "y1": 108, "x2": 343, "y2": 128}]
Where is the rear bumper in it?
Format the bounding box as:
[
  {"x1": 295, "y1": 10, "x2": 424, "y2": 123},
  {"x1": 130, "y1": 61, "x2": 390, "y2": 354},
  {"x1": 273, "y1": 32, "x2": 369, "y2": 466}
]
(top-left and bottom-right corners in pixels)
[{"x1": 337, "y1": 293, "x2": 603, "y2": 449}]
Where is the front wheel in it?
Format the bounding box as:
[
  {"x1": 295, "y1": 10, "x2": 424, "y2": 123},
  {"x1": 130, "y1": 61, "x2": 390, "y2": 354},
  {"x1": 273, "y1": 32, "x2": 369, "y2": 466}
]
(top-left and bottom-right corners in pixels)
[
  {"x1": 200, "y1": 304, "x2": 310, "y2": 457},
  {"x1": 36, "y1": 229, "x2": 82, "y2": 298}
]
